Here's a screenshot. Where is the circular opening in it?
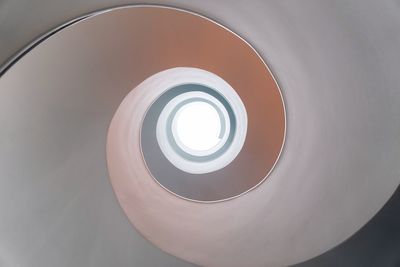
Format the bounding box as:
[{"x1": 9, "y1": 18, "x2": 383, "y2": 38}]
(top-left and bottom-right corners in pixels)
[
  {"x1": 153, "y1": 83, "x2": 243, "y2": 175},
  {"x1": 173, "y1": 101, "x2": 223, "y2": 152},
  {"x1": 139, "y1": 67, "x2": 284, "y2": 201},
  {"x1": 157, "y1": 89, "x2": 235, "y2": 163}
]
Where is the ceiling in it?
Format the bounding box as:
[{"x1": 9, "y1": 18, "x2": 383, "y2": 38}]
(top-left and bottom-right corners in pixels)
[{"x1": 0, "y1": 1, "x2": 399, "y2": 266}]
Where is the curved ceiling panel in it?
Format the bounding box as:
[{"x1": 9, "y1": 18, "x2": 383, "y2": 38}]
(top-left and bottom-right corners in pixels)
[{"x1": 0, "y1": 2, "x2": 399, "y2": 267}]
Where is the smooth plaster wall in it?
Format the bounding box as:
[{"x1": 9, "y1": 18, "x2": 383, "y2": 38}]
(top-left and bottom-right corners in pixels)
[{"x1": 1, "y1": 1, "x2": 399, "y2": 266}]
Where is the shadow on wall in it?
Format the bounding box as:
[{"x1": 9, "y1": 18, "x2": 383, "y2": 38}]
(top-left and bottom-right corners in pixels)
[{"x1": 296, "y1": 184, "x2": 400, "y2": 267}]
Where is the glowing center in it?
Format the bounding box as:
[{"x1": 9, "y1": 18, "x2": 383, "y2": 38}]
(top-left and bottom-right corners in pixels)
[{"x1": 174, "y1": 101, "x2": 222, "y2": 152}]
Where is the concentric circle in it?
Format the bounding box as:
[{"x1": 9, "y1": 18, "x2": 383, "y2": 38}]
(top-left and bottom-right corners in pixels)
[
  {"x1": 137, "y1": 66, "x2": 283, "y2": 202},
  {"x1": 158, "y1": 91, "x2": 231, "y2": 159},
  {"x1": 154, "y1": 69, "x2": 247, "y2": 174},
  {"x1": 172, "y1": 97, "x2": 227, "y2": 153}
]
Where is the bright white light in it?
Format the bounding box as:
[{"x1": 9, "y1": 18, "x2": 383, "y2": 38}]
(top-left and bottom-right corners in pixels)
[
  {"x1": 174, "y1": 101, "x2": 222, "y2": 151},
  {"x1": 154, "y1": 68, "x2": 247, "y2": 174}
]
